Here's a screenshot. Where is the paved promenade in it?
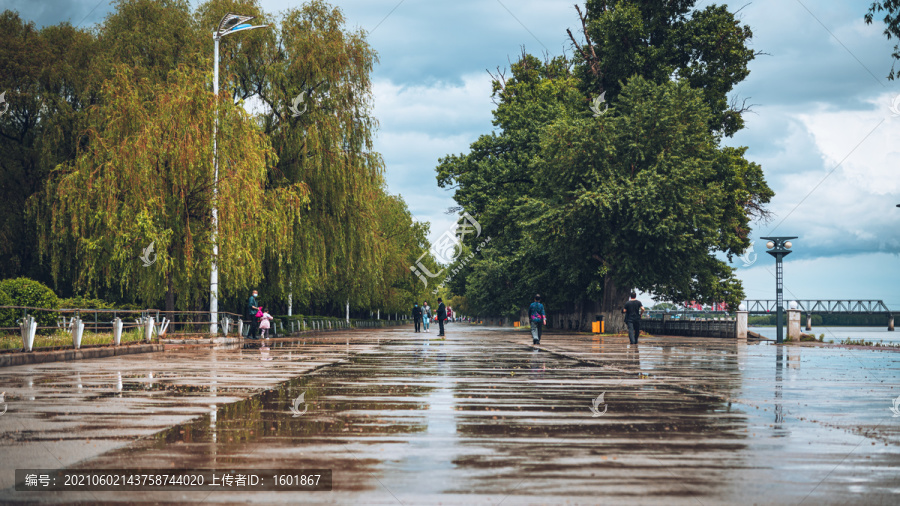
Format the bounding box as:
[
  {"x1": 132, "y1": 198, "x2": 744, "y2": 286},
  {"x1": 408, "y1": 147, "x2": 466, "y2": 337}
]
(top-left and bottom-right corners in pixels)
[{"x1": 1, "y1": 324, "x2": 899, "y2": 504}]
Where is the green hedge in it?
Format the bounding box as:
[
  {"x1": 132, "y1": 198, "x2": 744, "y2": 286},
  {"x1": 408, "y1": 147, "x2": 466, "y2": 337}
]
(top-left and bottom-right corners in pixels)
[
  {"x1": 274, "y1": 315, "x2": 396, "y2": 330},
  {"x1": 0, "y1": 278, "x2": 59, "y2": 330},
  {"x1": 58, "y1": 296, "x2": 116, "y2": 309},
  {"x1": 0, "y1": 288, "x2": 14, "y2": 329}
]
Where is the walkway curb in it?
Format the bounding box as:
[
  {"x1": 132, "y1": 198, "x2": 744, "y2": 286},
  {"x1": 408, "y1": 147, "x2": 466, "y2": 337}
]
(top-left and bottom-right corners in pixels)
[
  {"x1": 0, "y1": 343, "x2": 164, "y2": 368},
  {"x1": 158, "y1": 330, "x2": 328, "y2": 345}
]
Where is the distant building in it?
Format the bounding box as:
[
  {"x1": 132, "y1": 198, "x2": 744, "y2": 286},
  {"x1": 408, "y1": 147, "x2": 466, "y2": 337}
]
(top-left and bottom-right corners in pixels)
[{"x1": 683, "y1": 301, "x2": 728, "y2": 311}]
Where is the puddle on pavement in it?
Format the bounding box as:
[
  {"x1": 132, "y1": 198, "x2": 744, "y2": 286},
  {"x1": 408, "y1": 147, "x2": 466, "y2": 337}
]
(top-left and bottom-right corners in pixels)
[{"x1": 66, "y1": 335, "x2": 900, "y2": 501}]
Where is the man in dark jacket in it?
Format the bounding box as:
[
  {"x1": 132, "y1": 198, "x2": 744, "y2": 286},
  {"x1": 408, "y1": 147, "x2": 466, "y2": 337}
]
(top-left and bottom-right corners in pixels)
[
  {"x1": 622, "y1": 292, "x2": 644, "y2": 345},
  {"x1": 437, "y1": 298, "x2": 447, "y2": 337},
  {"x1": 246, "y1": 290, "x2": 260, "y2": 339},
  {"x1": 412, "y1": 303, "x2": 422, "y2": 332}
]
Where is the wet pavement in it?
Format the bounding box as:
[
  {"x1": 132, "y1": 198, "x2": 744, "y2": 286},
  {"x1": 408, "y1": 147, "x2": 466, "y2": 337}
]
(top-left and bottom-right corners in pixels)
[{"x1": 1, "y1": 325, "x2": 900, "y2": 504}]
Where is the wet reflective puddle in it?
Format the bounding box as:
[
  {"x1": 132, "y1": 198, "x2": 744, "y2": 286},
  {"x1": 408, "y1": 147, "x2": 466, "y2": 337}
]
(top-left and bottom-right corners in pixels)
[{"x1": 58, "y1": 330, "x2": 899, "y2": 503}]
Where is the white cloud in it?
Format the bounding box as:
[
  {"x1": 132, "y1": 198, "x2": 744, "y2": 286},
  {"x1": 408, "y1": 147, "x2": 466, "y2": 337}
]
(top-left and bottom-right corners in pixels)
[
  {"x1": 797, "y1": 94, "x2": 900, "y2": 195},
  {"x1": 371, "y1": 74, "x2": 495, "y2": 245},
  {"x1": 734, "y1": 252, "x2": 900, "y2": 307},
  {"x1": 372, "y1": 74, "x2": 494, "y2": 136},
  {"x1": 750, "y1": 92, "x2": 900, "y2": 256}
]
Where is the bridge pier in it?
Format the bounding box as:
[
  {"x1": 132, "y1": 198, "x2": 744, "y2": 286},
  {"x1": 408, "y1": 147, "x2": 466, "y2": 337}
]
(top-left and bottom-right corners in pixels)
[
  {"x1": 805, "y1": 314, "x2": 812, "y2": 331},
  {"x1": 890, "y1": 316, "x2": 894, "y2": 332},
  {"x1": 787, "y1": 308, "x2": 802, "y2": 341},
  {"x1": 736, "y1": 310, "x2": 748, "y2": 340}
]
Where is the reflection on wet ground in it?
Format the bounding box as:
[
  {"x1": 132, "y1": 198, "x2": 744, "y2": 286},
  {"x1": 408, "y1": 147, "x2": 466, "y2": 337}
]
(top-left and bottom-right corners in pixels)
[
  {"x1": 3, "y1": 326, "x2": 896, "y2": 504},
  {"x1": 2, "y1": 325, "x2": 900, "y2": 504},
  {"x1": 0, "y1": 331, "x2": 385, "y2": 494}
]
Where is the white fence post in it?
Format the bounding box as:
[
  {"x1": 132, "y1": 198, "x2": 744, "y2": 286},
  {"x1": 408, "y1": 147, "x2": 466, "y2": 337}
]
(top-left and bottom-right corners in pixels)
[
  {"x1": 113, "y1": 318, "x2": 123, "y2": 345},
  {"x1": 20, "y1": 316, "x2": 36, "y2": 352},
  {"x1": 73, "y1": 318, "x2": 84, "y2": 349},
  {"x1": 144, "y1": 317, "x2": 155, "y2": 343},
  {"x1": 157, "y1": 317, "x2": 170, "y2": 337}
]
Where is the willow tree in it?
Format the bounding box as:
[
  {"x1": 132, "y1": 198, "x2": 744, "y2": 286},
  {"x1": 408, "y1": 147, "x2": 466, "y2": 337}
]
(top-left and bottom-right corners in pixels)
[
  {"x1": 369, "y1": 192, "x2": 433, "y2": 313},
  {"x1": 255, "y1": 1, "x2": 385, "y2": 314},
  {"x1": 38, "y1": 65, "x2": 308, "y2": 312},
  {"x1": 0, "y1": 11, "x2": 99, "y2": 284}
]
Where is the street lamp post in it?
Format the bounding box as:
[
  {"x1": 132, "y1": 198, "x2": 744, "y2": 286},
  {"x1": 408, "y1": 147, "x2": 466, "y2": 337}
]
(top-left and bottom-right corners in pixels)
[
  {"x1": 210, "y1": 14, "x2": 270, "y2": 335},
  {"x1": 761, "y1": 236, "x2": 797, "y2": 344}
]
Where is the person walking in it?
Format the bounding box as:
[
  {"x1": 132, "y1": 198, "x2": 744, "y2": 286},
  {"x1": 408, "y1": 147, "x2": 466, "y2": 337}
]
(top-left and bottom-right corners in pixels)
[
  {"x1": 259, "y1": 307, "x2": 273, "y2": 339},
  {"x1": 422, "y1": 302, "x2": 432, "y2": 332},
  {"x1": 437, "y1": 298, "x2": 447, "y2": 337},
  {"x1": 529, "y1": 294, "x2": 547, "y2": 345},
  {"x1": 246, "y1": 289, "x2": 260, "y2": 339},
  {"x1": 622, "y1": 292, "x2": 645, "y2": 345},
  {"x1": 412, "y1": 303, "x2": 422, "y2": 332}
]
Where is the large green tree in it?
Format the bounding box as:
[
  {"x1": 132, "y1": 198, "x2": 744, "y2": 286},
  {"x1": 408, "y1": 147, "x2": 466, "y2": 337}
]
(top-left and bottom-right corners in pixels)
[
  {"x1": 4, "y1": 0, "x2": 427, "y2": 320},
  {"x1": 437, "y1": 1, "x2": 772, "y2": 330},
  {"x1": 865, "y1": 1, "x2": 900, "y2": 79},
  {"x1": 0, "y1": 12, "x2": 98, "y2": 283},
  {"x1": 38, "y1": 65, "x2": 308, "y2": 313}
]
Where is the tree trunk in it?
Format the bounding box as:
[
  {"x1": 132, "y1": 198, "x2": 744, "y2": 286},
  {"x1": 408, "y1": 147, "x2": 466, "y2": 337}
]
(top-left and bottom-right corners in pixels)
[
  {"x1": 599, "y1": 273, "x2": 629, "y2": 333},
  {"x1": 165, "y1": 269, "x2": 175, "y2": 315},
  {"x1": 575, "y1": 299, "x2": 587, "y2": 332}
]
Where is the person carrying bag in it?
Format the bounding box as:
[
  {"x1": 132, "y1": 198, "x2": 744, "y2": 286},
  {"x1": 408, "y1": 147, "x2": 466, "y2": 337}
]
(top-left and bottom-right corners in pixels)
[{"x1": 529, "y1": 294, "x2": 546, "y2": 345}]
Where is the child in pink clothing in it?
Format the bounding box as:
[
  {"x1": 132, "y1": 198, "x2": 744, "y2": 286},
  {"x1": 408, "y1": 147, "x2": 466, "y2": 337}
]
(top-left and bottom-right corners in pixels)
[{"x1": 259, "y1": 308, "x2": 274, "y2": 339}]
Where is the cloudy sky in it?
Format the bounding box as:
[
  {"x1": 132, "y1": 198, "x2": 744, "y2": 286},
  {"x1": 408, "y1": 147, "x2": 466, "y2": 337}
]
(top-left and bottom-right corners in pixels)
[{"x1": 14, "y1": 0, "x2": 900, "y2": 309}]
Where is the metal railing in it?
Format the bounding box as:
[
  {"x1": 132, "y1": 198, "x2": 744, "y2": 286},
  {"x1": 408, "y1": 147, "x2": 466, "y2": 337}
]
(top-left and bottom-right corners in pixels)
[
  {"x1": 0, "y1": 306, "x2": 246, "y2": 352},
  {"x1": 1, "y1": 305, "x2": 414, "y2": 352},
  {"x1": 641, "y1": 318, "x2": 737, "y2": 339}
]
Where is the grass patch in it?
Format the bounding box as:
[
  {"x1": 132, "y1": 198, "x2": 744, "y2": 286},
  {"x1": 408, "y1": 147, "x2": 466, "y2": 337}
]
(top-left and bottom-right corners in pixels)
[
  {"x1": 0, "y1": 328, "x2": 146, "y2": 351},
  {"x1": 840, "y1": 338, "x2": 874, "y2": 346}
]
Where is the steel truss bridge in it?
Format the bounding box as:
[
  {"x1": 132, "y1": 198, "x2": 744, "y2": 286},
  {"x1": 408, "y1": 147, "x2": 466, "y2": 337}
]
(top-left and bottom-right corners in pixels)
[
  {"x1": 646, "y1": 300, "x2": 893, "y2": 318},
  {"x1": 741, "y1": 300, "x2": 892, "y2": 316}
]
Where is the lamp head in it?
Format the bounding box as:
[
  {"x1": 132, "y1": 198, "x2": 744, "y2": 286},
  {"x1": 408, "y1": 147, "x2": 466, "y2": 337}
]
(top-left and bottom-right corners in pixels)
[
  {"x1": 761, "y1": 236, "x2": 798, "y2": 256},
  {"x1": 215, "y1": 13, "x2": 269, "y2": 39}
]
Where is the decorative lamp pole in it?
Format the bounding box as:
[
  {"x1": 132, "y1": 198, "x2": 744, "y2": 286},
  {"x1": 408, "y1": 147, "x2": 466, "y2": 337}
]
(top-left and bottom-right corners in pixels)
[
  {"x1": 761, "y1": 236, "x2": 797, "y2": 344},
  {"x1": 209, "y1": 13, "x2": 270, "y2": 335}
]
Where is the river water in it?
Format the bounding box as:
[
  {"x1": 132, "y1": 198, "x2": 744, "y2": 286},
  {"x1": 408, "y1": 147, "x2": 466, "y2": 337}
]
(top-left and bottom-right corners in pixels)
[{"x1": 750, "y1": 325, "x2": 900, "y2": 345}]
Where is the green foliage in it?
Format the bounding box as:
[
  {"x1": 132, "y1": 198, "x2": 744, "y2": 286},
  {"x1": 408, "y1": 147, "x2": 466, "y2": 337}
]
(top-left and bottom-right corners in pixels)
[
  {"x1": 0, "y1": 11, "x2": 99, "y2": 283},
  {"x1": 58, "y1": 296, "x2": 116, "y2": 309},
  {"x1": 573, "y1": 1, "x2": 756, "y2": 136},
  {"x1": 0, "y1": 288, "x2": 14, "y2": 329},
  {"x1": 37, "y1": 64, "x2": 306, "y2": 311},
  {"x1": 0, "y1": 277, "x2": 60, "y2": 328},
  {"x1": 437, "y1": 1, "x2": 771, "y2": 327},
  {"x1": 535, "y1": 77, "x2": 759, "y2": 309},
  {"x1": 3, "y1": 0, "x2": 427, "y2": 319},
  {"x1": 865, "y1": 1, "x2": 900, "y2": 79},
  {"x1": 840, "y1": 338, "x2": 875, "y2": 346}
]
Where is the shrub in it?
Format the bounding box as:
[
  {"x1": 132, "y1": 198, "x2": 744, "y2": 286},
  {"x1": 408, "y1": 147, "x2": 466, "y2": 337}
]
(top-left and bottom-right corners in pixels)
[
  {"x1": 0, "y1": 288, "x2": 15, "y2": 331},
  {"x1": 0, "y1": 277, "x2": 60, "y2": 330},
  {"x1": 58, "y1": 296, "x2": 116, "y2": 309}
]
